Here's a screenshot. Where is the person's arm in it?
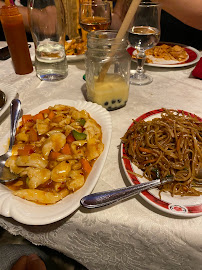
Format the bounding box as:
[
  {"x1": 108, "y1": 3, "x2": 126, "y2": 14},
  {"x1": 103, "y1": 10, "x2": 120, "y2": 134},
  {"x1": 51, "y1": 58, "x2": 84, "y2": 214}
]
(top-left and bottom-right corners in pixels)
[
  {"x1": 110, "y1": 0, "x2": 131, "y2": 30},
  {"x1": 112, "y1": 0, "x2": 202, "y2": 30},
  {"x1": 151, "y1": 0, "x2": 202, "y2": 30}
]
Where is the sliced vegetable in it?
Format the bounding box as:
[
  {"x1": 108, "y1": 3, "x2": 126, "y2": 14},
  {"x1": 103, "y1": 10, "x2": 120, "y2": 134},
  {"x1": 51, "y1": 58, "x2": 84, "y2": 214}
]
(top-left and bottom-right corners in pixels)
[
  {"x1": 139, "y1": 147, "x2": 153, "y2": 154},
  {"x1": 33, "y1": 113, "x2": 44, "y2": 121},
  {"x1": 66, "y1": 133, "x2": 75, "y2": 143},
  {"x1": 22, "y1": 115, "x2": 33, "y2": 124},
  {"x1": 39, "y1": 109, "x2": 50, "y2": 114},
  {"x1": 18, "y1": 145, "x2": 35, "y2": 156},
  {"x1": 61, "y1": 143, "x2": 71, "y2": 155},
  {"x1": 72, "y1": 130, "x2": 87, "y2": 140},
  {"x1": 48, "y1": 110, "x2": 55, "y2": 120},
  {"x1": 77, "y1": 118, "x2": 86, "y2": 126},
  {"x1": 49, "y1": 151, "x2": 61, "y2": 160},
  {"x1": 81, "y1": 158, "x2": 92, "y2": 174}
]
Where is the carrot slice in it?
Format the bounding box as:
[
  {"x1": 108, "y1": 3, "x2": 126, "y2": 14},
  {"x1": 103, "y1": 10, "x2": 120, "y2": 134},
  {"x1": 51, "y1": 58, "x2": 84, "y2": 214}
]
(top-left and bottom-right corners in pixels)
[
  {"x1": 33, "y1": 113, "x2": 44, "y2": 121},
  {"x1": 61, "y1": 143, "x2": 71, "y2": 155},
  {"x1": 81, "y1": 158, "x2": 92, "y2": 174},
  {"x1": 48, "y1": 110, "x2": 55, "y2": 120},
  {"x1": 22, "y1": 115, "x2": 33, "y2": 124},
  {"x1": 18, "y1": 145, "x2": 35, "y2": 156},
  {"x1": 66, "y1": 133, "x2": 75, "y2": 143},
  {"x1": 49, "y1": 151, "x2": 61, "y2": 160},
  {"x1": 39, "y1": 109, "x2": 50, "y2": 114},
  {"x1": 139, "y1": 147, "x2": 153, "y2": 154},
  {"x1": 143, "y1": 158, "x2": 157, "y2": 165}
]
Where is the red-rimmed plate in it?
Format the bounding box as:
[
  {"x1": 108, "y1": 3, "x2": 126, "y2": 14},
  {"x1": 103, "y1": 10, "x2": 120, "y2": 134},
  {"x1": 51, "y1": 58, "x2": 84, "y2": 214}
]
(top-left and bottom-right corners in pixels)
[
  {"x1": 127, "y1": 42, "x2": 201, "y2": 68},
  {"x1": 121, "y1": 109, "x2": 202, "y2": 217}
]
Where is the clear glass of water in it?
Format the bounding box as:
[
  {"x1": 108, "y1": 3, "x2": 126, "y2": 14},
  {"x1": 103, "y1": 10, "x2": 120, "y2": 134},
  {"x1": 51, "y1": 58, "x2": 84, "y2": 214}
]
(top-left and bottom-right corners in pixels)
[
  {"x1": 128, "y1": 2, "x2": 161, "y2": 85},
  {"x1": 28, "y1": 0, "x2": 68, "y2": 81}
]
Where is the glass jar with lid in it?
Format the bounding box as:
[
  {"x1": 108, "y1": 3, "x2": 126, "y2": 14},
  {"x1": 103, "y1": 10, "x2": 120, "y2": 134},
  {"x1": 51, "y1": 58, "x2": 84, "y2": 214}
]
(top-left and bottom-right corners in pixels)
[{"x1": 85, "y1": 30, "x2": 131, "y2": 111}]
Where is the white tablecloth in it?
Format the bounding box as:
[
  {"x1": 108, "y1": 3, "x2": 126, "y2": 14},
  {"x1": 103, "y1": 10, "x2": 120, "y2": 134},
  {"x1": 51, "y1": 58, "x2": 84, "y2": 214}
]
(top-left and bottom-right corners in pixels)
[{"x1": 0, "y1": 42, "x2": 202, "y2": 270}]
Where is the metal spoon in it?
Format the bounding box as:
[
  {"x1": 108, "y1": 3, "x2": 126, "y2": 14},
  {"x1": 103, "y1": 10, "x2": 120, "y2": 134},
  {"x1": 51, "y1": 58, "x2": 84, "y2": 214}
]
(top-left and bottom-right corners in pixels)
[
  {"x1": 0, "y1": 99, "x2": 21, "y2": 183},
  {"x1": 80, "y1": 176, "x2": 174, "y2": 209},
  {"x1": 0, "y1": 90, "x2": 7, "y2": 110}
]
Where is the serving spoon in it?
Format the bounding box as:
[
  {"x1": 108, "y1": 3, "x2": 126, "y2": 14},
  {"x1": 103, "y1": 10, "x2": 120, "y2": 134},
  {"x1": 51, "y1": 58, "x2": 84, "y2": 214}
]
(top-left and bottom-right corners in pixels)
[
  {"x1": 80, "y1": 176, "x2": 174, "y2": 209},
  {"x1": 0, "y1": 99, "x2": 21, "y2": 183},
  {"x1": 0, "y1": 90, "x2": 7, "y2": 110}
]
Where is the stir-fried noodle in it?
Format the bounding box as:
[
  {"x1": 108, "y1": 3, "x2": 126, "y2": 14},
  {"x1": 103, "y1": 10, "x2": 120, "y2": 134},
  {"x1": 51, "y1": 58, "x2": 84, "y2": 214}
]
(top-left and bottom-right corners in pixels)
[{"x1": 122, "y1": 109, "x2": 202, "y2": 197}]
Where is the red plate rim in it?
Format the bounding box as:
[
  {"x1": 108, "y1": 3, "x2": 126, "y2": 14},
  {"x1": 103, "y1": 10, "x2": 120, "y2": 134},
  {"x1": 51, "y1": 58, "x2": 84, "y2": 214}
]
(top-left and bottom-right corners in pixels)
[
  {"x1": 122, "y1": 109, "x2": 202, "y2": 216},
  {"x1": 127, "y1": 42, "x2": 199, "y2": 65}
]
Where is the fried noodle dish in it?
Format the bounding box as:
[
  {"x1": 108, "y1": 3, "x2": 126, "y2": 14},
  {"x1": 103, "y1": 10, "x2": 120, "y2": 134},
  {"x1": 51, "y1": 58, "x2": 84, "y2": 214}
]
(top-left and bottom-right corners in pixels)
[
  {"x1": 65, "y1": 39, "x2": 87, "y2": 56},
  {"x1": 122, "y1": 109, "x2": 202, "y2": 197},
  {"x1": 132, "y1": 44, "x2": 188, "y2": 64},
  {"x1": 145, "y1": 44, "x2": 188, "y2": 63},
  {"x1": 5, "y1": 105, "x2": 104, "y2": 204}
]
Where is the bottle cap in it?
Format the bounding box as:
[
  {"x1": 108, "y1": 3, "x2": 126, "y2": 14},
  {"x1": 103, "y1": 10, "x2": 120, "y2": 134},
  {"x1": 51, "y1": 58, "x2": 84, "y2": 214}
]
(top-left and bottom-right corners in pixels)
[{"x1": 0, "y1": 4, "x2": 19, "y2": 17}]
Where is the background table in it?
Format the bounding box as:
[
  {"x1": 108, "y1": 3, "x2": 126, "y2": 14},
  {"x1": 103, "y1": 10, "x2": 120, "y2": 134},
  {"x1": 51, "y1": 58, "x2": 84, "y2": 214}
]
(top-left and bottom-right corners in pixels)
[{"x1": 0, "y1": 42, "x2": 202, "y2": 270}]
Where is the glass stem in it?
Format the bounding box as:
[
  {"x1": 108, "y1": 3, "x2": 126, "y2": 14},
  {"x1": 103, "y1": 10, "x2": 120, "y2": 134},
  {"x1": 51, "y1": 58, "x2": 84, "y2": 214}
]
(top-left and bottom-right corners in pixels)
[{"x1": 136, "y1": 50, "x2": 146, "y2": 76}]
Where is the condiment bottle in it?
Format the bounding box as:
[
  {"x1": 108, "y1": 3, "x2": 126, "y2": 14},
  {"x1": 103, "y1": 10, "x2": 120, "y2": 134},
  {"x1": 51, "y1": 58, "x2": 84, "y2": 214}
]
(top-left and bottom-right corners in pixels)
[
  {"x1": 0, "y1": 2, "x2": 33, "y2": 75},
  {"x1": 85, "y1": 30, "x2": 131, "y2": 111}
]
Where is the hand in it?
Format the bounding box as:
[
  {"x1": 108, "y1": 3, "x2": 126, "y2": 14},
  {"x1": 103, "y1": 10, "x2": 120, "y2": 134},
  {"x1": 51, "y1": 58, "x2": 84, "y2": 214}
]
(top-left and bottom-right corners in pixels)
[{"x1": 11, "y1": 254, "x2": 46, "y2": 270}]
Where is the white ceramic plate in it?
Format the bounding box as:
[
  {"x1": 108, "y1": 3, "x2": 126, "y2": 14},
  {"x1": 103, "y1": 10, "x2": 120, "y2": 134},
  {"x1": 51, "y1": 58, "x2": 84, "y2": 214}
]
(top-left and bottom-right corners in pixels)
[
  {"x1": 65, "y1": 40, "x2": 86, "y2": 61},
  {"x1": 0, "y1": 99, "x2": 112, "y2": 225},
  {"x1": 66, "y1": 54, "x2": 86, "y2": 61},
  {"x1": 0, "y1": 84, "x2": 17, "y2": 118},
  {"x1": 128, "y1": 42, "x2": 201, "y2": 68},
  {"x1": 121, "y1": 109, "x2": 202, "y2": 217}
]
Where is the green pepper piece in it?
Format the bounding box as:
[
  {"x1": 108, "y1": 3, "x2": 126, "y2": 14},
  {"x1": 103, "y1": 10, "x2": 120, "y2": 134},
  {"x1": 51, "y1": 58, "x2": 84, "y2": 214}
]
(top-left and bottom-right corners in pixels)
[
  {"x1": 72, "y1": 130, "x2": 87, "y2": 140},
  {"x1": 77, "y1": 118, "x2": 86, "y2": 126}
]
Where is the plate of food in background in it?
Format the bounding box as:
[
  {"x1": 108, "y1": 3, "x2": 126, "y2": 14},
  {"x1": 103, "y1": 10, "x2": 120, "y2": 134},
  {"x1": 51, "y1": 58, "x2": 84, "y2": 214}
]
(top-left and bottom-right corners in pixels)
[
  {"x1": 121, "y1": 108, "x2": 202, "y2": 217},
  {"x1": 127, "y1": 42, "x2": 200, "y2": 68},
  {"x1": 65, "y1": 39, "x2": 87, "y2": 61},
  {"x1": 0, "y1": 99, "x2": 112, "y2": 225}
]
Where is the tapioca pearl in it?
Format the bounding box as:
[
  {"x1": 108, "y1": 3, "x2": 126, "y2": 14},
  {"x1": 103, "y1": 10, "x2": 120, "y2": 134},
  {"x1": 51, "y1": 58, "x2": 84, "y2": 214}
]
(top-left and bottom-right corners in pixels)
[
  {"x1": 104, "y1": 101, "x2": 109, "y2": 106},
  {"x1": 111, "y1": 99, "x2": 116, "y2": 104},
  {"x1": 117, "y1": 99, "x2": 122, "y2": 103}
]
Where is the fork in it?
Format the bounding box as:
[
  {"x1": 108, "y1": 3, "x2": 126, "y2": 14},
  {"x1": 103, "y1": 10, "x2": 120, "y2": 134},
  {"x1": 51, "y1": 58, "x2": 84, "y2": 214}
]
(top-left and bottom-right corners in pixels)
[{"x1": 0, "y1": 99, "x2": 21, "y2": 183}]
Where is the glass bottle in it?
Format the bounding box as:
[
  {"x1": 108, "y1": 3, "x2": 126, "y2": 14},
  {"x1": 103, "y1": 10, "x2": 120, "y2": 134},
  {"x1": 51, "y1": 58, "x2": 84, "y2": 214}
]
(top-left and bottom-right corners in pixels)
[
  {"x1": 85, "y1": 30, "x2": 131, "y2": 111},
  {"x1": 0, "y1": 4, "x2": 33, "y2": 75}
]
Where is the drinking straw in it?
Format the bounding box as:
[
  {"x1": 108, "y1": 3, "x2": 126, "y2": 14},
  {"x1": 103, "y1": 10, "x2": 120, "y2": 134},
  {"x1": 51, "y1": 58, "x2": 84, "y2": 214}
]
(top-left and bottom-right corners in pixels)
[{"x1": 98, "y1": 0, "x2": 141, "y2": 82}]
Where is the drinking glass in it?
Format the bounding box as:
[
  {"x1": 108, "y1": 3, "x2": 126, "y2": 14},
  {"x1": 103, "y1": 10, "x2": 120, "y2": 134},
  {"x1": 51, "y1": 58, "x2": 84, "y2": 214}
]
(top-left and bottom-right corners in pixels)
[
  {"x1": 28, "y1": 0, "x2": 68, "y2": 81},
  {"x1": 128, "y1": 2, "x2": 161, "y2": 85},
  {"x1": 79, "y1": 1, "x2": 111, "y2": 33}
]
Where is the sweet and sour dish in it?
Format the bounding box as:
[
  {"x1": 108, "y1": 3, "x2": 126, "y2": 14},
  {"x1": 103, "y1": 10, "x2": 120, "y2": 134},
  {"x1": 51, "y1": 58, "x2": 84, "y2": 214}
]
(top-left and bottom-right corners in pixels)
[
  {"x1": 122, "y1": 109, "x2": 202, "y2": 197},
  {"x1": 5, "y1": 105, "x2": 104, "y2": 204}
]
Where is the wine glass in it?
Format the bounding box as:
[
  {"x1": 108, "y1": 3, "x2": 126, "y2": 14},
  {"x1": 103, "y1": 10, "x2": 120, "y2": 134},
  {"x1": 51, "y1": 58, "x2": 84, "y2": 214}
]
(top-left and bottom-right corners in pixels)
[
  {"x1": 79, "y1": 1, "x2": 111, "y2": 80},
  {"x1": 128, "y1": 2, "x2": 161, "y2": 85},
  {"x1": 79, "y1": 1, "x2": 111, "y2": 34}
]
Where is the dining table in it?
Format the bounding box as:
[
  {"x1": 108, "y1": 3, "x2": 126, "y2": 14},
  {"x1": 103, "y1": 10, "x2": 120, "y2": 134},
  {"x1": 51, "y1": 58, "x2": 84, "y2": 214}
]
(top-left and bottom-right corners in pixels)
[{"x1": 0, "y1": 41, "x2": 202, "y2": 270}]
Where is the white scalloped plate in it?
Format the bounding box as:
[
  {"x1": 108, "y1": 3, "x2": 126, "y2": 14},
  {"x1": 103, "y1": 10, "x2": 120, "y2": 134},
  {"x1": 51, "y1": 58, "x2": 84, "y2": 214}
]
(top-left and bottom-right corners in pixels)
[
  {"x1": 0, "y1": 83, "x2": 17, "y2": 118},
  {"x1": 0, "y1": 100, "x2": 112, "y2": 225}
]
